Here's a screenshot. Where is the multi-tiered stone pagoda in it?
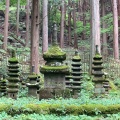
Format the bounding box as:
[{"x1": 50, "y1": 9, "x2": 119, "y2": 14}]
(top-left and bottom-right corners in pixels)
[
  {"x1": 7, "y1": 50, "x2": 19, "y2": 99},
  {"x1": 92, "y1": 45, "x2": 108, "y2": 95},
  {"x1": 0, "y1": 75, "x2": 7, "y2": 96}
]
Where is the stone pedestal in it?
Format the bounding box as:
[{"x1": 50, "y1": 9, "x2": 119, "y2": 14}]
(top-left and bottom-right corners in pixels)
[{"x1": 44, "y1": 73, "x2": 66, "y2": 89}]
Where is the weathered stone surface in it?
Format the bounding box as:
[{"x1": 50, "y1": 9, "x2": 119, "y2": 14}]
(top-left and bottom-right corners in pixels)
[
  {"x1": 7, "y1": 50, "x2": 19, "y2": 99},
  {"x1": 92, "y1": 45, "x2": 109, "y2": 95},
  {"x1": 39, "y1": 24, "x2": 69, "y2": 99}
]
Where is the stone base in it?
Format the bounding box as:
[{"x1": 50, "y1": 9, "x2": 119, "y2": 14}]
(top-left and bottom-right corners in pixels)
[
  {"x1": 39, "y1": 88, "x2": 71, "y2": 100},
  {"x1": 28, "y1": 88, "x2": 38, "y2": 98},
  {"x1": 8, "y1": 93, "x2": 17, "y2": 99}
]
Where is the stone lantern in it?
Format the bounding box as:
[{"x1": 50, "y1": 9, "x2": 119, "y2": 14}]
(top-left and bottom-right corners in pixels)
[
  {"x1": 40, "y1": 24, "x2": 69, "y2": 99},
  {"x1": 26, "y1": 66, "x2": 40, "y2": 98}
]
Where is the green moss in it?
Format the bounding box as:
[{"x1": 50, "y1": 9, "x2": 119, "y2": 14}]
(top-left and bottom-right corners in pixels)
[
  {"x1": 43, "y1": 45, "x2": 66, "y2": 60},
  {"x1": 28, "y1": 75, "x2": 38, "y2": 79},
  {"x1": 40, "y1": 65, "x2": 69, "y2": 73},
  {"x1": 72, "y1": 55, "x2": 81, "y2": 60},
  {"x1": 0, "y1": 103, "x2": 119, "y2": 116},
  {"x1": 8, "y1": 57, "x2": 18, "y2": 63},
  {"x1": 94, "y1": 53, "x2": 102, "y2": 58},
  {"x1": 109, "y1": 80, "x2": 117, "y2": 91}
]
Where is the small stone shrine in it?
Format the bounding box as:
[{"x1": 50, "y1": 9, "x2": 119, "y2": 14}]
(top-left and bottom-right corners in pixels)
[
  {"x1": 92, "y1": 45, "x2": 108, "y2": 95},
  {"x1": 26, "y1": 66, "x2": 40, "y2": 98},
  {"x1": 7, "y1": 50, "x2": 20, "y2": 99},
  {"x1": 40, "y1": 24, "x2": 69, "y2": 99},
  {"x1": 0, "y1": 75, "x2": 7, "y2": 96}
]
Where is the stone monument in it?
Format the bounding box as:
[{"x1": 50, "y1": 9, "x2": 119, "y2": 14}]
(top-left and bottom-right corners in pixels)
[
  {"x1": 92, "y1": 45, "x2": 109, "y2": 95},
  {"x1": 7, "y1": 50, "x2": 20, "y2": 99},
  {"x1": 40, "y1": 24, "x2": 69, "y2": 99}
]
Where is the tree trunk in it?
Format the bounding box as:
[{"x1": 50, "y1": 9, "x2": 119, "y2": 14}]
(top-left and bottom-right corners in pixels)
[
  {"x1": 89, "y1": 0, "x2": 100, "y2": 74},
  {"x1": 112, "y1": 0, "x2": 119, "y2": 59},
  {"x1": 82, "y1": 0, "x2": 86, "y2": 40},
  {"x1": 73, "y1": 1, "x2": 78, "y2": 48},
  {"x1": 60, "y1": 0, "x2": 65, "y2": 48},
  {"x1": 42, "y1": 0, "x2": 48, "y2": 53},
  {"x1": 26, "y1": 0, "x2": 30, "y2": 46},
  {"x1": 101, "y1": 0, "x2": 108, "y2": 59},
  {"x1": 68, "y1": 0, "x2": 72, "y2": 46},
  {"x1": 3, "y1": 0, "x2": 10, "y2": 51},
  {"x1": 16, "y1": 0, "x2": 20, "y2": 37},
  {"x1": 30, "y1": 0, "x2": 40, "y2": 74},
  {"x1": 118, "y1": 0, "x2": 120, "y2": 27}
]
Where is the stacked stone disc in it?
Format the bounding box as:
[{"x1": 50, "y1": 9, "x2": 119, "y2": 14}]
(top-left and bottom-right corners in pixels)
[
  {"x1": 71, "y1": 51, "x2": 82, "y2": 95},
  {"x1": 92, "y1": 45, "x2": 109, "y2": 95},
  {"x1": 7, "y1": 50, "x2": 19, "y2": 99},
  {"x1": 0, "y1": 76, "x2": 7, "y2": 96},
  {"x1": 26, "y1": 70, "x2": 40, "y2": 98}
]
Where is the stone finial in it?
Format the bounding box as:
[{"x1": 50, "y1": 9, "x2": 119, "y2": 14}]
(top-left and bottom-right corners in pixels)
[
  {"x1": 11, "y1": 49, "x2": 16, "y2": 57},
  {"x1": 95, "y1": 45, "x2": 99, "y2": 54},
  {"x1": 31, "y1": 66, "x2": 35, "y2": 73},
  {"x1": 53, "y1": 23, "x2": 57, "y2": 45},
  {"x1": 75, "y1": 50, "x2": 78, "y2": 56}
]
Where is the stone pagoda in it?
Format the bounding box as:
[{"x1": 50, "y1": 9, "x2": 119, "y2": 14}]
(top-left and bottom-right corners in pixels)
[
  {"x1": 26, "y1": 66, "x2": 40, "y2": 98},
  {"x1": 0, "y1": 75, "x2": 7, "y2": 96},
  {"x1": 92, "y1": 45, "x2": 108, "y2": 95},
  {"x1": 71, "y1": 51, "x2": 82, "y2": 95},
  {"x1": 40, "y1": 24, "x2": 69, "y2": 99},
  {"x1": 7, "y1": 50, "x2": 19, "y2": 99}
]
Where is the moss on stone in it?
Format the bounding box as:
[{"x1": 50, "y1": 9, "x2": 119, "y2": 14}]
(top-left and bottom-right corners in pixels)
[
  {"x1": 40, "y1": 65, "x2": 69, "y2": 73},
  {"x1": 28, "y1": 73, "x2": 38, "y2": 79},
  {"x1": 8, "y1": 57, "x2": 18, "y2": 63},
  {"x1": 72, "y1": 55, "x2": 81, "y2": 60},
  {"x1": 94, "y1": 53, "x2": 102, "y2": 58},
  {"x1": 43, "y1": 45, "x2": 66, "y2": 60}
]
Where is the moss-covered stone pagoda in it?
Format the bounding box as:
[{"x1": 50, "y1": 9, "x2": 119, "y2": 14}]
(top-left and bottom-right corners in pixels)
[
  {"x1": 40, "y1": 24, "x2": 69, "y2": 99},
  {"x1": 92, "y1": 45, "x2": 108, "y2": 95},
  {"x1": 0, "y1": 75, "x2": 7, "y2": 96},
  {"x1": 7, "y1": 50, "x2": 19, "y2": 99}
]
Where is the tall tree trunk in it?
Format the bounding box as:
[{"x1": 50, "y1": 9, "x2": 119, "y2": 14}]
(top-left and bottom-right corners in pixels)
[
  {"x1": 60, "y1": 0, "x2": 65, "y2": 48},
  {"x1": 89, "y1": 0, "x2": 100, "y2": 74},
  {"x1": 30, "y1": 0, "x2": 40, "y2": 74},
  {"x1": 3, "y1": 0, "x2": 10, "y2": 51},
  {"x1": 101, "y1": 0, "x2": 108, "y2": 59},
  {"x1": 118, "y1": 0, "x2": 120, "y2": 27},
  {"x1": 26, "y1": 0, "x2": 30, "y2": 46},
  {"x1": 42, "y1": 0, "x2": 48, "y2": 53},
  {"x1": 68, "y1": 0, "x2": 72, "y2": 46},
  {"x1": 16, "y1": 0, "x2": 20, "y2": 37},
  {"x1": 73, "y1": 1, "x2": 78, "y2": 48},
  {"x1": 112, "y1": 0, "x2": 119, "y2": 59},
  {"x1": 82, "y1": 0, "x2": 86, "y2": 40}
]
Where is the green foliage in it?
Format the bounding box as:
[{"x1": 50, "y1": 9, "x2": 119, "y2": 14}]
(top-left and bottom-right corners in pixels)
[{"x1": 101, "y1": 13, "x2": 113, "y2": 34}]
